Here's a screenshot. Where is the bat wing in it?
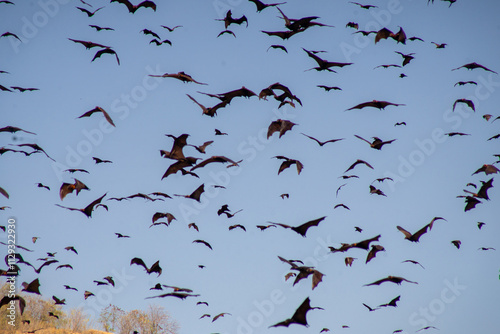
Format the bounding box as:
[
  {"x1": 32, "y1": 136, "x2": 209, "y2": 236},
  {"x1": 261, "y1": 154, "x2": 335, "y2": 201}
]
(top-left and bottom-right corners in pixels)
[
  {"x1": 293, "y1": 216, "x2": 326, "y2": 237},
  {"x1": 130, "y1": 257, "x2": 148, "y2": 271},
  {"x1": 352, "y1": 234, "x2": 381, "y2": 250},
  {"x1": 375, "y1": 27, "x2": 393, "y2": 43},
  {"x1": 190, "y1": 184, "x2": 205, "y2": 201},
  {"x1": 477, "y1": 178, "x2": 493, "y2": 200},
  {"x1": 83, "y1": 193, "x2": 107, "y2": 217},
  {"x1": 354, "y1": 134, "x2": 371, "y2": 145},
  {"x1": 148, "y1": 260, "x2": 162, "y2": 276},
  {"x1": 364, "y1": 277, "x2": 389, "y2": 286},
  {"x1": 412, "y1": 223, "x2": 431, "y2": 242},
  {"x1": 193, "y1": 239, "x2": 213, "y2": 250},
  {"x1": 99, "y1": 108, "x2": 116, "y2": 127},
  {"x1": 311, "y1": 270, "x2": 324, "y2": 290},
  {"x1": 396, "y1": 225, "x2": 413, "y2": 239},
  {"x1": 267, "y1": 120, "x2": 281, "y2": 138}
]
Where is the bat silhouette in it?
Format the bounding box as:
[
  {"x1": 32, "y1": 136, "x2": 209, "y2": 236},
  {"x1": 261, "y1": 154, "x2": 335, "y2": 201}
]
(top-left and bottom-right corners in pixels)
[
  {"x1": 270, "y1": 216, "x2": 326, "y2": 237},
  {"x1": 369, "y1": 185, "x2": 386, "y2": 196},
  {"x1": 59, "y1": 179, "x2": 89, "y2": 200},
  {"x1": 78, "y1": 106, "x2": 116, "y2": 126},
  {"x1": 146, "y1": 292, "x2": 200, "y2": 299},
  {"x1": 10, "y1": 86, "x2": 39, "y2": 92},
  {"x1": 0, "y1": 32, "x2": 21, "y2": 41},
  {"x1": 374, "y1": 64, "x2": 401, "y2": 69},
  {"x1": 161, "y1": 25, "x2": 183, "y2": 32},
  {"x1": 334, "y1": 204, "x2": 350, "y2": 210},
  {"x1": 64, "y1": 285, "x2": 78, "y2": 291},
  {"x1": 347, "y1": 100, "x2": 405, "y2": 110},
  {"x1": 217, "y1": 30, "x2": 236, "y2": 38},
  {"x1": 64, "y1": 168, "x2": 89, "y2": 174},
  {"x1": 115, "y1": 233, "x2": 130, "y2": 238},
  {"x1": 445, "y1": 132, "x2": 470, "y2": 137},
  {"x1": 55, "y1": 193, "x2": 107, "y2": 218},
  {"x1": 397, "y1": 217, "x2": 445, "y2": 242},
  {"x1": 395, "y1": 51, "x2": 415, "y2": 66},
  {"x1": 277, "y1": 7, "x2": 332, "y2": 32},
  {"x1": 186, "y1": 94, "x2": 228, "y2": 117},
  {"x1": 402, "y1": 259, "x2": 425, "y2": 269},
  {"x1": 110, "y1": 0, "x2": 156, "y2": 13},
  {"x1": 451, "y1": 240, "x2": 461, "y2": 249},
  {"x1": 217, "y1": 10, "x2": 248, "y2": 29},
  {"x1": 151, "y1": 72, "x2": 207, "y2": 84},
  {"x1": 0, "y1": 296, "x2": 26, "y2": 315},
  {"x1": 193, "y1": 239, "x2": 212, "y2": 250},
  {"x1": 261, "y1": 29, "x2": 306, "y2": 40},
  {"x1": 454, "y1": 81, "x2": 477, "y2": 87},
  {"x1": 366, "y1": 245, "x2": 385, "y2": 263},
  {"x1": 26, "y1": 259, "x2": 58, "y2": 274},
  {"x1": 68, "y1": 39, "x2": 108, "y2": 49},
  {"x1": 0, "y1": 126, "x2": 36, "y2": 135},
  {"x1": 191, "y1": 156, "x2": 239, "y2": 171},
  {"x1": 267, "y1": 119, "x2": 296, "y2": 138},
  {"x1": 15, "y1": 143, "x2": 55, "y2": 161},
  {"x1": 150, "y1": 38, "x2": 172, "y2": 46},
  {"x1": 409, "y1": 36, "x2": 424, "y2": 41},
  {"x1": 453, "y1": 99, "x2": 474, "y2": 112},
  {"x1": 130, "y1": 257, "x2": 162, "y2": 276},
  {"x1": 256, "y1": 224, "x2": 276, "y2": 231},
  {"x1": 198, "y1": 86, "x2": 256, "y2": 104},
  {"x1": 472, "y1": 164, "x2": 499, "y2": 175},
  {"x1": 353, "y1": 30, "x2": 376, "y2": 36},
  {"x1": 248, "y1": 0, "x2": 285, "y2": 12},
  {"x1": 303, "y1": 48, "x2": 352, "y2": 72},
  {"x1": 355, "y1": 135, "x2": 396, "y2": 150},
  {"x1": 64, "y1": 246, "x2": 78, "y2": 255},
  {"x1": 93, "y1": 157, "x2": 112, "y2": 164},
  {"x1": 89, "y1": 25, "x2": 115, "y2": 31},
  {"x1": 56, "y1": 264, "x2": 73, "y2": 270},
  {"x1": 269, "y1": 297, "x2": 323, "y2": 328},
  {"x1": 378, "y1": 295, "x2": 400, "y2": 308},
  {"x1": 462, "y1": 178, "x2": 493, "y2": 200},
  {"x1": 431, "y1": 42, "x2": 446, "y2": 48},
  {"x1": 452, "y1": 62, "x2": 497, "y2": 74},
  {"x1": 301, "y1": 133, "x2": 343, "y2": 146},
  {"x1": 22, "y1": 278, "x2": 41, "y2": 294},
  {"x1": 92, "y1": 48, "x2": 120, "y2": 65},
  {"x1": 188, "y1": 140, "x2": 213, "y2": 154},
  {"x1": 175, "y1": 184, "x2": 205, "y2": 202},
  {"x1": 84, "y1": 291, "x2": 95, "y2": 299},
  {"x1": 229, "y1": 224, "x2": 246, "y2": 231},
  {"x1": 212, "y1": 312, "x2": 231, "y2": 322},
  {"x1": 346, "y1": 22, "x2": 359, "y2": 29},
  {"x1": 278, "y1": 256, "x2": 324, "y2": 290},
  {"x1": 162, "y1": 133, "x2": 190, "y2": 160},
  {"x1": 350, "y1": 1, "x2": 378, "y2": 9},
  {"x1": 345, "y1": 257, "x2": 356, "y2": 266},
  {"x1": 273, "y1": 156, "x2": 303, "y2": 175},
  {"x1": 364, "y1": 276, "x2": 417, "y2": 286},
  {"x1": 141, "y1": 29, "x2": 160, "y2": 39},
  {"x1": 267, "y1": 44, "x2": 288, "y2": 53},
  {"x1": 375, "y1": 27, "x2": 406, "y2": 44},
  {"x1": 76, "y1": 6, "x2": 103, "y2": 16},
  {"x1": 344, "y1": 159, "x2": 374, "y2": 173}
]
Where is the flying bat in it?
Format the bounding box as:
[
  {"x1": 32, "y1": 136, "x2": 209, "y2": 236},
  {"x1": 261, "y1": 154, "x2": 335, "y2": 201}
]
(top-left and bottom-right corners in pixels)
[
  {"x1": 59, "y1": 179, "x2": 89, "y2": 200},
  {"x1": 150, "y1": 38, "x2": 172, "y2": 46},
  {"x1": 191, "y1": 156, "x2": 239, "y2": 171},
  {"x1": 89, "y1": 25, "x2": 115, "y2": 31},
  {"x1": 76, "y1": 6, "x2": 103, "y2": 16},
  {"x1": 462, "y1": 178, "x2": 493, "y2": 200},
  {"x1": 0, "y1": 296, "x2": 26, "y2": 315},
  {"x1": 267, "y1": 44, "x2": 288, "y2": 53},
  {"x1": 270, "y1": 216, "x2": 326, "y2": 237},
  {"x1": 303, "y1": 48, "x2": 352, "y2": 72},
  {"x1": 301, "y1": 133, "x2": 344, "y2": 146},
  {"x1": 346, "y1": 22, "x2": 359, "y2": 29},
  {"x1": 161, "y1": 25, "x2": 183, "y2": 32},
  {"x1": 92, "y1": 48, "x2": 120, "y2": 65},
  {"x1": 186, "y1": 94, "x2": 228, "y2": 117},
  {"x1": 355, "y1": 135, "x2": 396, "y2": 150},
  {"x1": 452, "y1": 62, "x2": 497, "y2": 74},
  {"x1": 229, "y1": 224, "x2": 246, "y2": 231},
  {"x1": 197, "y1": 86, "x2": 256, "y2": 104},
  {"x1": 472, "y1": 164, "x2": 499, "y2": 175},
  {"x1": 267, "y1": 119, "x2": 296, "y2": 138},
  {"x1": 347, "y1": 100, "x2": 405, "y2": 110},
  {"x1": 130, "y1": 257, "x2": 162, "y2": 276},
  {"x1": 146, "y1": 292, "x2": 200, "y2": 299},
  {"x1": 93, "y1": 157, "x2": 112, "y2": 164},
  {"x1": 193, "y1": 239, "x2": 213, "y2": 250},
  {"x1": 350, "y1": 1, "x2": 378, "y2": 9},
  {"x1": 261, "y1": 29, "x2": 305, "y2": 40},
  {"x1": 378, "y1": 295, "x2": 400, "y2": 308},
  {"x1": 397, "y1": 217, "x2": 446, "y2": 242},
  {"x1": 278, "y1": 256, "x2": 324, "y2": 290},
  {"x1": 15, "y1": 143, "x2": 55, "y2": 161},
  {"x1": 0, "y1": 32, "x2": 21, "y2": 41},
  {"x1": 273, "y1": 156, "x2": 303, "y2": 175},
  {"x1": 453, "y1": 99, "x2": 475, "y2": 112},
  {"x1": 364, "y1": 276, "x2": 417, "y2": 286},
  {"x1": 402, "y1": 259, "x2": 425, "y2": 269},
  {"x1": 10, "y1": 86, "x2": 39, "y2": 92},
  {"x1": 454, "y1": 81, "x2": 477, "y2": 87},
  {"x1": 110, "y1": 0, "x2": 156, "y2": 13},
  {"x1": 451, "y1": 240, "x2": 461, "y2": 249},
  {"x1": 55, "y1": 193, "x2": 107, "y2": 218},
  {"x1": 395, "y1": 51, "x2": 415, "y2": 66},
  {"x1": 0, "y1": 126, "x2": 36, "y2": 135},
  {"x1": 77, "y1": 106, "x2": 115, "y2": 127},
  {"x1": 150, "y1": 72, "x2": 207, "y2": 85},
  {"x1": 22, "y1": 278, "x2": 41, "y2": 294},
  {"x1": 248, "y1": 0, "x2": 285, "y2": 12},
  {"x1": 366, "y1": 245, "x2": 385, "y2": 263},
  {"x1": 369, "y1": 185, "x2": 386, "y2": 196},
  {"x1": 141, "y1": 28, "x2": 160, "y2": 39},
  {"x1": 374, "y1": 26, "x2": 406, "y2": 44},
  {"x1": 212, "y1": 312, "x2": 231, "y2": 322},
  {"x1": 217, "y1": 10, "x2": 248, "y2": 29},
  {"x1": 344, "y1": 159, "x2": 374, "y2": 173},
  {"x1": 269, "y1": 297, "x2": 323, "y2": 328},
  {"x1": 431, "y1": 42, "x2": 446, "y2": 48}
]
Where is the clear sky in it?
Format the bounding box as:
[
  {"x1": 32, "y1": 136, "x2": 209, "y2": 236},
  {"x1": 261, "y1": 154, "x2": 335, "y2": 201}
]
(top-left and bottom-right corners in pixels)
[{"x1": 1, "y1": 0, "x2": 500, "y2": 333}]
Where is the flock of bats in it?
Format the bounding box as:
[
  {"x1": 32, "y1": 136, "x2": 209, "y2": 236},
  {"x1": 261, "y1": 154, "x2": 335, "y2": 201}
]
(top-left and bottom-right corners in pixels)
[{"x1": 0, "y1": 0, "x2": 499, "y2": 333}]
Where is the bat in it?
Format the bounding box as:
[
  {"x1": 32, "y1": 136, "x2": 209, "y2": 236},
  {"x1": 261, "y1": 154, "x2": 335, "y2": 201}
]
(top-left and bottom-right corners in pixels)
[
  {"x1": 346, "y1": 22, "x2": 359, "y2": 29},
  {"x1": 345, "y1": 257, "x2": 356, "y2": 266},
  {"x1": 152, "y1": 212, "x2": 176, "y2": 225},
  {"x1": 188, "y1": 141, "x2": 213, "y2": 154},
  {"x1": 130, "y1": 257, "x2": 162, "y2": 276},
  {"x1": 334, "y1": 204, "x2": 350, "y2": 210},
  {"x1": 198, "y1": 86, "x2": 257, "y2": 104},
  {"x1": 64, "y1": 285, "x2": 78, "y2": 291},
  {"x1": 141, "y1": 29, "x2": 160, "y2": 39},
  {"x1": 146, "y1": 292, "x2": 200, "y2": 299},
  {"x1": 354, "y1": 226, "x2": 363, "y2": 232},
  {"x1": 56, "y1": 264, "x2": 73, "y2": 270},
  {"x1": 349, "y1": 234, "x2": 382, "y2": 250},
  {"x1": 378, "y1": 295, "x2": 400, "y2": 308},
  {"x1": 355, "y1": 135, "x2": 396, "y2": 150},
  {"x1": 0, "y1": 32, "x2": 21, "y2": 41},
  {"x1": 55, "y1": 193, "x2": 107, "y2": 218},
  {"x1": 462, "y1": 178, "x2": 493, "y2": 200},
  {"x1": 110, "y1": 0, "x2": 156, "y2": 13},
  {"x1": 269, "y1": 297, "x2": 323, "y2": 328},
  {"x1": 278, "y1": 256, "x2": 324, "y2": 290},
  {"x1": 408, "y1": 36, "x2": 424, "y2": 42},
  {"x1": 366, "y1": 245, "x2": 385, "y2": 264},
  {"x1": 267, "y1": 44, "x2": 288, "y2": 53},
  {"x1": 191, "y1": 156, "x2": 239, "y2": 171},
  {"x1": 453, "y1": 99, "x2": 475, "y2": 112},
  {"x1": 0, "y1": 126, "x2": 36, "y2": 135},
  {"x1": 36, "y1": 183, "x2": 50, "y2": 190},
  {"x1": 364, "y1": 276, "x2": 417, "y2": 286},
  {"x1": 353, "y1": 30, "x2": 376, "y2": 36},
  {"x1": 317, "y1": 85, "x2": 342, "y2": 91},
  {"x1": 402, "y1": 259, "x2": 425, "y2": 269},
  {"x1": 248, "y1": 0, "x2": 285, "y2": 12},
  {"x1": 76, "y1": 6, "x2": 103, "y2": 16},
  {"x1": 431, "y1": 42, "x2": 447, "y2": 48},
  {"x1": 26, "y1": 259, "x2": 58, "y2": 274},
  {"x1": 347, "y1": 100, "x2": 405, "y2": 110},
  {"x1": 374, "y1": 27, "x2": 406, "y2": 44},
  {"x1": 215, "y1": 129, "x2": 228, "y2": 136},
  {"x1": 261, "y1": 29, "x2": 305, "y2": 40},
  {"x1": 59, "y1": 178, "x2": 90, "y2": 200},
  {"x1": 212, "y1": 313, "x2": 231, "y2": 322},
  {"x1": 397, "y1": 217, "x2": 446, "y2": 242},
  {"x1": 267, "y1": 119, "x2": 296, "y2": 138},
  {"x1": 10, "y1": 86, "x2": 39, "y2": 92},
  {"x1": 64, "y1": 168, "x2": 89, "y2": 174},
  {"x1": 22, "y1": 278, "x2": 41, "y2": 294},
  {"x1": 277, "y1": 7, "x2": 331, "y2": 32},
  {"x1": 93, "y1": 157, "x2": 112, "y2": 164},
  {"x1": 270, "y1": 216, "x2": 326, "y2": 237},
  {"x1": 280, "y1": 193, "x2": 289, "y2": 199},
  {"x1": 256, "y1": 224, "x2": 276, "y2": 230},
  {"x1": 0, "y1": 296, "x2": 26, "y2": 315},
  {"x1": 216, "y1": 10, "x2": 248, "y2": 29},
  {"x1": 477, "y1": 222, "x2": 485, "y2": 230},
  {"x1": 302, "y1": 48, "x2": 353, "y2": 72},
  {"x1": 452, "y1": 62, "x2": 497, "y2": 74},
  {"x1": 186, "y1": 94, "x2": 228, "y2": 117},
  {"x1": 273, "y1": 156, "x2": 303, "y2": 175},
  {"x1": 161, "y1": 25, "x2": 183, "y2": 32},
  {"x1": 193, "y1": 239, "x2": 213, "y2": 250},
  {"x1": 217, "y1": 30, "x2": 236, "y2": 38},
  {"x1": 451, "y1": 240, "x2": 461, "y2": 249},
  {"x1": 472, "y1": 164, "x2": 499, "y2": 175},
  {"x1": 445, "y1": 132, "x2": 470, "y2": 136},
  {"x1": 229, "y1": 224, "x2": 246, "y2": 231},
  {"x1": 478, "y1": 247, "x2": 495, "y2": 251},
  {"x1": 15, "y1": 143, "x2": 55, "y2": 161},
  {"x1": 454, "y1": 81, "x2": 477, "y2": 87},
  {"x1": 92, "y1": 48, "x2": 120, "y2": 65},
  {"x1": 344, "y1": 159, "x2": 374, "y2": 173},
  {"x1": 68, "y1": 38, "x2": 110, "y2": 49},
  {"x1": 395, "y1": 51, "x2": 415, "y2": 66},
  {"x1": 89, "y1": 25, "x2": 115, "y2": 31},
  {"x1": 374, "y1": 64, "x2": 401, "y2": 69},
  {"x1": 64, "y1": 246, "x2": 78, "y2": 255},
  {"x1": 115, "y1": 233, "x2": 130, "y2": 238},
  {"x1": 84, "y1": 291, "x2": 95, "y2": 299},
  {"x1": 150, "y1": 38, "x2": 171, "y2": 46},
  {"x1": 350, "y1": 2, "x2": 378, "y2": 9},
  {"x1": 363, "y1": 303, "x2": 379, "y2": 312},
  {"x1": 369, "y1": 185, "x2": 386, "y2": 196}
]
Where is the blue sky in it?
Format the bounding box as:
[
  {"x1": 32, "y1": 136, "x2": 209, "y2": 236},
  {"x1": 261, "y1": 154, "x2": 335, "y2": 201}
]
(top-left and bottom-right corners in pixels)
[{"x1": 1, "y1": 0, "x2": 500, "y2": 333}]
